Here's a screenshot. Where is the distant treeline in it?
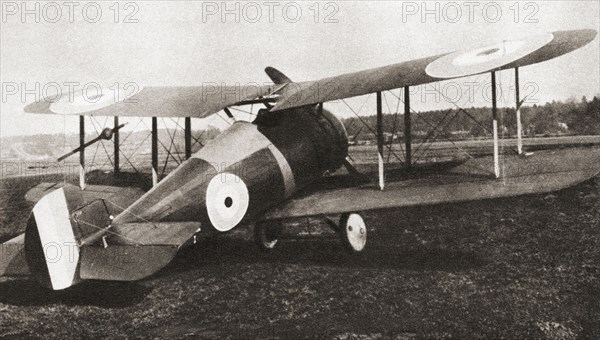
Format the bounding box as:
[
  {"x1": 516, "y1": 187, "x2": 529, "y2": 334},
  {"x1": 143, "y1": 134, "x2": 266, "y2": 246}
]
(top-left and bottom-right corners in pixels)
[{"x1": 342, "y1": 96, "x2": 600, "y2": 141}]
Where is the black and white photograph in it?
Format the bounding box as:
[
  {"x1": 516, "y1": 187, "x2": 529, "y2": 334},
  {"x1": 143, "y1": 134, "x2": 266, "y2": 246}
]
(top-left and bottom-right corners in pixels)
[{"x1": 0, "y1": 1, "x2": 599, "y2": 338}]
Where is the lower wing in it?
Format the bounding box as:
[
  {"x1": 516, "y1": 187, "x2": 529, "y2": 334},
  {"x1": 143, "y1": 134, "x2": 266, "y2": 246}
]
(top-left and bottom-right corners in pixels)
[{"x1": 261, "y1": 147, "x2": 600, "y2": 221}]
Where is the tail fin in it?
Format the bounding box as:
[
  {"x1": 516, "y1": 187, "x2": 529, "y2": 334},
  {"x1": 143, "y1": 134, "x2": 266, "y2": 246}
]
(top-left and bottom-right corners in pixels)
[
  {"x1": 8, "y1": 184, "x2": 198, "y2": 290},
  {"x1": 24, "y1": 186, "x2": 84, "y2": 290}
]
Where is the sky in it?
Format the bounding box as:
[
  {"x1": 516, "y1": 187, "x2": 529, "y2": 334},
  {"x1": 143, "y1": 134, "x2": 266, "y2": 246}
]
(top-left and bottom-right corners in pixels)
[{"x1": 1, "y1": 0, "x2": 599, "y2": 137}]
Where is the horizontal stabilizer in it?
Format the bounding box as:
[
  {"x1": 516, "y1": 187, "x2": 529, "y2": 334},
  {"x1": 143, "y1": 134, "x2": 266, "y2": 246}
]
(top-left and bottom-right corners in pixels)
[
  {"x1": 79, "y1": 222, "x2": 200, "y2": 281},
  {"x1": 19, "y1": 184, "x2": 148, "y2": 289},
  {"x1": 3, "y1": 183, "x2": 199, "y2": 286},
  {"x1": 79, "y1": 245, "x2": 179, "y2": 281},
  {"x1": 110, "y1": 222, "x2": 201, "y2": 246}
]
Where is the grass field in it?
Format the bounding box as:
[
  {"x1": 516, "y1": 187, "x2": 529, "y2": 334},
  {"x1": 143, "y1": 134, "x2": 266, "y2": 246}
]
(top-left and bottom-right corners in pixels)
[{"x1": 0, "y1": 143, "x2": 599, "y2": 339}]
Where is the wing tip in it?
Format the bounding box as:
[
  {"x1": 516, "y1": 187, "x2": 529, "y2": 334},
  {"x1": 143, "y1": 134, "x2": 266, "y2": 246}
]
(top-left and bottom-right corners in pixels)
[{"x1": 554, "y1": 28, "x2": 598, "y2": 50}]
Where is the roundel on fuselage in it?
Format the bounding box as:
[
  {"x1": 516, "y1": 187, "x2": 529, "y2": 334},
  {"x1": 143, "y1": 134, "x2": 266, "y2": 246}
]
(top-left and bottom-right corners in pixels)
[{"x1": 205, "y1": 173, "x2": 250, "y2": 232}]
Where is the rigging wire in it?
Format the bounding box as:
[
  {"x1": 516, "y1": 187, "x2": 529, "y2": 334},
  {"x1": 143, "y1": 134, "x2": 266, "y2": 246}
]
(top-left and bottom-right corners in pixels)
[
  {"x1": 341, "y1": 97, "x2": 405, "y2": 165},
  {"x1": 383, "y1": 91, "x2": 406, "y2": 162},
  {"x1": 169, "y1": 118, "x2": 205, "y2": 149},
  {"x1": 386, "y1": 89, "x2": 495, "y2": 176},
  {"x1": 387, "y1": 89, "x2": 405, "y2": 163},
  {"x1": 89, "y1": 116, "x2": 114, "y2": 168}
]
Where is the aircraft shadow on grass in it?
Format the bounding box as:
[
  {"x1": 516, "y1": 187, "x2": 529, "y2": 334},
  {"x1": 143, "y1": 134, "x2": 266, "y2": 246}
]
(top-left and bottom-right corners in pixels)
[
  {"x1": 0, "y1": 237, "x2": 484, "y2": 307},
  {"x1": 162, "y1": 234, "x2": 488, "y2": 275},
  {"x1": 0, "y1": 279, "x2": 152, "y2": 307}
]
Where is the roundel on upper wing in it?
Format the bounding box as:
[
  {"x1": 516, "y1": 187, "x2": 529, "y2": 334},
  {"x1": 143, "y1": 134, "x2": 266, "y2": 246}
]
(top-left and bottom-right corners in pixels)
[
  {"x1": 425, "y1": 33, "x2": 554, "y2": 79},
  {"x1": 49, "y1": 85, "x2": 142, "y2": 115}
]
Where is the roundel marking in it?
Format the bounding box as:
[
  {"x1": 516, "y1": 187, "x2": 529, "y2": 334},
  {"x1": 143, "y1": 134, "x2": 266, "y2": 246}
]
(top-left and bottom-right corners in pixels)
[
  {"x1": 425, "y1": 33, "x2": 554, "y2": 79},
  {"x1": 205, "y1": 173, "x2": 250, "y2": 232}
]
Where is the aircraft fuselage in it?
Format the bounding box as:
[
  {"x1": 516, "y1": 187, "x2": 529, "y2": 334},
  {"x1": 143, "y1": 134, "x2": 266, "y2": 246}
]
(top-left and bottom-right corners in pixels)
[{"x1": 113, "y1": 105, "x2": 348, "y2": 231}]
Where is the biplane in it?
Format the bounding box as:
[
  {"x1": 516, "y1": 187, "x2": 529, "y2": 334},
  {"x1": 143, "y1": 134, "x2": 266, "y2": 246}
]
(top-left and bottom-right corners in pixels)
[{"x1": 1, "y1": 29, "x2": 599, "y2": 291}]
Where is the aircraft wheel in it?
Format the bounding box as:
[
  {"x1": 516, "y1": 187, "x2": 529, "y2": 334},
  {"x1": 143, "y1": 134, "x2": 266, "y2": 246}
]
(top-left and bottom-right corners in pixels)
[
  {"x1": 339, "y1": 213, "x2": 367, "y2": 253},
  {"x1": 254, "y1": 221, "x2": 281, "y2": 251}
]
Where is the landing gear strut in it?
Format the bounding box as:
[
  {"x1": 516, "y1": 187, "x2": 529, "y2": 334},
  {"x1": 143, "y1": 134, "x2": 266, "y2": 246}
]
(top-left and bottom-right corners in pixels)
[{"x1": 254, "y1": 212, "x2": 368, "y2": 253}]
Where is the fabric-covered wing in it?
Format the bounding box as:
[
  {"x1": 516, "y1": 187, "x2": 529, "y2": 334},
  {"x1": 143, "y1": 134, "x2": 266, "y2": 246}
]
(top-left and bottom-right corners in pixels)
[
  {"x1": 271, "y1": 29, "x2": 597, "y2": 111},
  {"x1": 24, "y1": 29, "x2": 596, "y2": 118},
  {"x1": 261, "y1": 147, "x2": 600, "y2": 221},
  {"x1": 25, "y1": 84, "x2": 276, "y2": 118}
]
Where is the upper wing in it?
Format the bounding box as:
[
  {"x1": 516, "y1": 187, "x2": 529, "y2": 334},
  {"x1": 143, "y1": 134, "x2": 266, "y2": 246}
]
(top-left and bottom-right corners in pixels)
[
  {"x1": 24, "y1": 30, "x2": 596, "y2": 118},
  {"x1": 261, "y1": 147, "x2": 600, "y2": 221},
  {"x1": 24, "y1": 84, "x2": 277, "y2": 118},
  {"x1": 271, "y1": 29, "x2": 597, "y2": 111}
]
